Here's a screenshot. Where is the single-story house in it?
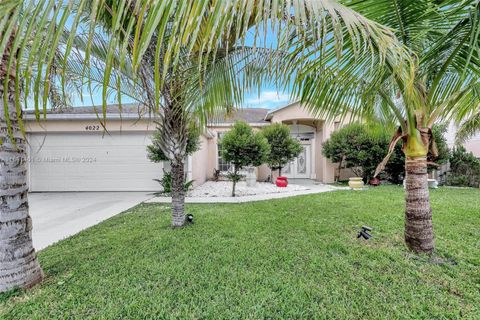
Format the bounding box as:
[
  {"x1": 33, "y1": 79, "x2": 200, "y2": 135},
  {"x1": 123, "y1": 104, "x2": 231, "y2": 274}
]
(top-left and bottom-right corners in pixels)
[
  {"x1": 25, "y1": 102, "x2": 480, "y2": 192},
  {"x1": 25, "y1": 102, "x2": 345, "y2": 191}
]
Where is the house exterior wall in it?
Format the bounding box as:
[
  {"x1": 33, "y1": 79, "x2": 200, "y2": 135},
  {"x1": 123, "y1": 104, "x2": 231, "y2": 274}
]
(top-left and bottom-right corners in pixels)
[
  {"x1": 25, "y1": 106, "x2": 480, "y2": 191},
  {"x1": 25, "y1": 103, "x2": 351, "y2": 189},
  {"x1": 26, "y1": 118, "x2": 215, "y2": 190},
  {"x1": 257, "y1": 164, "x2": 271, "y2": 182},
  {"x1": 320, "y1": 120, "x2": 337, "y2": 183},
  {"x1": 445, "y1": 122, "x2": 480, "y2": 157},
  {"x1": 465, "y1": 137, "x2": 480, "y2": 157},
  {"x1": 26, "y1": 118, "x2": 156, "y2": 133},
  {"x1": 266, "y1": 102, "x2": 314, "y2": 123},
  {"x1": 191, "y1": 134, "x2": 210, "y2": 187},
  {"x1": 201, "y1": 124, "x2": 270, "y2": 182}
]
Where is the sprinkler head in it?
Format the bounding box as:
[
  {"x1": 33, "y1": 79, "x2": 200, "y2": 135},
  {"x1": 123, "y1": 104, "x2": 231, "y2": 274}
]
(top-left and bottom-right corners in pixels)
[
  {"x1": 357, "y1": 226, "x2": 373, "y2": 239},
  {"x1": 186, "y1": 214, "x2": 194, "y2": 223}
]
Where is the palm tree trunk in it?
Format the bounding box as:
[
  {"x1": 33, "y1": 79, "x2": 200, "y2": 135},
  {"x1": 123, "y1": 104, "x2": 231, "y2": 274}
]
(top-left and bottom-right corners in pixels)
[
  {"x1": 231, "y1": 167, "x2": 238, "y2": 197},
  {"x1": 404, "y1": 156, "x2": 434, "y2": 254},
  {"x1": 170, "y1": 160, "x2": 186, "y2": 227},
  {"x1": 1, "y1": 32, "x2": 43, "y2": 293},
  {"x1": 232, "y1": 179, "x2": 237, "y2": 197}
]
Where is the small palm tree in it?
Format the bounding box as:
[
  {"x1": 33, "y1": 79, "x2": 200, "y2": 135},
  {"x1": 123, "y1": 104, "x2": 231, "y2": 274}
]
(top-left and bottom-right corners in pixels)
[
  {"x1": 60, "y1": 13, "x2": 276, "y2": 227},
  {"x1": 287, "y1": 0, "x2": 480, "y2": 253}
]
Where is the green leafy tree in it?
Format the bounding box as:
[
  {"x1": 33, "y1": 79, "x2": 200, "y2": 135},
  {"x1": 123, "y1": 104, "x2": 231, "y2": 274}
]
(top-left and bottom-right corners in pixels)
[
  {"x1": 221, "y1": 121, "x2": 270, "y2": 196},
  {"x1": 323, "y1": 123, "x2": 450, "y2": 183},
  {"x1": 383, "y1": 145, "x2": 406, "y2": 184},
  {"x1": 261, "y1": 124, "x2": 303, "y2": 178},
  {"x1": 322, "y1": 123, "x2": 390, "y2": 182},
  {"x1": 446, "y1": 146, "x2": 480, "y2": 188},
  {"x1": 54, "y1": 3, "x2": 280, "y2": 229}
]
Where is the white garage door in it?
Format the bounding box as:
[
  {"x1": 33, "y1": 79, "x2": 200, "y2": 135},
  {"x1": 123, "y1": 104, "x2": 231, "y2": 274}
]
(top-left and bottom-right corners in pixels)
[{"x1": 28, "y1": 132, "x2": 164, "y2": 191}]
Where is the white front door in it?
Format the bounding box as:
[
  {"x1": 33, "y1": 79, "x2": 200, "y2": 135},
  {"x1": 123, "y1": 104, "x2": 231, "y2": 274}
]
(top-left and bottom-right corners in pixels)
[{"x1": 283, "y1": 144, "x2": 311, "y2": 179}]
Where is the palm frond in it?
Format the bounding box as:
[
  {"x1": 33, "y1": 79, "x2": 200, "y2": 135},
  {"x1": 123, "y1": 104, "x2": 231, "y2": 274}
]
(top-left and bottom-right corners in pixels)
[
  {"x1": 456, "y1": 108, "x2": 480, "y2": 143},
  {"x1": 1, "y1": 0, "x2": 413, "y2": 135}
]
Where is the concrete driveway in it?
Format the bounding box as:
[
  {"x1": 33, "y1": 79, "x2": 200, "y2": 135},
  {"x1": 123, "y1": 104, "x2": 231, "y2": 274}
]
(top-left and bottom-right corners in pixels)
[{"x1": 29, "y1": 192, "x2": 153, "y2": 250}]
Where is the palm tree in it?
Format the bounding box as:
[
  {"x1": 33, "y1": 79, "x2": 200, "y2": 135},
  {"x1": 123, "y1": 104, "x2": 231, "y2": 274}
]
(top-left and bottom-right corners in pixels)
[
  {"x1": 287, "y1": 0, "x2": 480, "y2": 253},
  {"x1": 0, "y1": 0, "x2": 409, "y2": 292},
  {"x1": 60, "y1": 9, "x2": 279, "y2": 227},
  {"x1": 0, "y1": 29, "x2": 43, "y2": 293}
]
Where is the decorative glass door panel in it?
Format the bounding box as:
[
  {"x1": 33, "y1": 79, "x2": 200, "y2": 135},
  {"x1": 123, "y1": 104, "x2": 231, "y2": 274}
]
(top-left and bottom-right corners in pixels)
[{"x1": 284, "y1": 144, "x2": 311, "y2": 179}]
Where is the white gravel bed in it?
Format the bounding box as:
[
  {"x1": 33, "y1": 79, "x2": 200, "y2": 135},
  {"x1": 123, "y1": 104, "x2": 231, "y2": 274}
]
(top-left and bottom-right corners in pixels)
[{"x1": 187, "y1": 181, "x2": 310, "y2": 197}]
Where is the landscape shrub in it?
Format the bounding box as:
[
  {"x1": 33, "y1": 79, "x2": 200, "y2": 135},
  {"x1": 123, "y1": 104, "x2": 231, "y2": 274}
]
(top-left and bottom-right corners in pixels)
[
  {"x1": 261, "y1": 123, "x2": 303, "y2": 178},
  {"x1": 322, "y1": 123, "x2": 449, "y2": 183},
  {"x1": 445, "y1": 146, "x2": 480, "y2": 188},
  {"x1": 154, "y1": 169, "x2": 195, "y2": 195},
  {"x1": 221, "y1": 121, "x2": 270, "y2": 196}
]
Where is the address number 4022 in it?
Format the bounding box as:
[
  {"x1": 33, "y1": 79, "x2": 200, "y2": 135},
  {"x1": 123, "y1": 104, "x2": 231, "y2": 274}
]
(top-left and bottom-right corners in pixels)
[{"x1": 85, "y1": 125, "x2": 100, "y2": 131}]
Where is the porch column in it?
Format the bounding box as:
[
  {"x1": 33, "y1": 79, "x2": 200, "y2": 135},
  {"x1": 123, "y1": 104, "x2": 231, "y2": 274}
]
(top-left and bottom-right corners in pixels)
[
  {"x1": 321, "y1": 121, "x2": 336, "y2": 183},
  {"x1": 186, "y1": 155, "x2": 193, "y2": 181}
]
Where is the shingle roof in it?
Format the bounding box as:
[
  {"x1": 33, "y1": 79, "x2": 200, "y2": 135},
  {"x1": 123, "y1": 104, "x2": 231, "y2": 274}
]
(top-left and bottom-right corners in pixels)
[
  {"x1": 25, "y1": 103, "x2": 147, "y2": 116},
  {"x1": 211, "y1": 108, "x2": 270, "y2": 124},
  {"x1": 25, "y1": 105, "x2": 270, "y2": 123}
]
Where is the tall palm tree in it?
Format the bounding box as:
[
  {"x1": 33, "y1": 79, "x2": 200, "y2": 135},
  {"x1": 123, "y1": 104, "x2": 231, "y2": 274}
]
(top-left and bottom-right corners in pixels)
[
  {"x1": 0, "y1": 0, "x2": 409, "y2": 292},
  {"x1": 287, "y1": 0, "x2": 480, "y2": 253},
  {"x1": 0, "y1": 28, "x2": 43, "y2": 293}
]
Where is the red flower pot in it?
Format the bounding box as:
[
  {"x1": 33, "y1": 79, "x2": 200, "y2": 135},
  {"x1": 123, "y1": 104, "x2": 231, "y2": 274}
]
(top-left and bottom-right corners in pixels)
[{"x1": 276, "y1": 176, "x2": 288, "y2": 187}]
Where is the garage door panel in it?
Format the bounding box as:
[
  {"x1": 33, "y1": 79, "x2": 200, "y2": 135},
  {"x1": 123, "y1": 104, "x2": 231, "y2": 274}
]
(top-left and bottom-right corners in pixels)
[{"x1": 29, "y1": 132, "x2": 163, "y2": 191}]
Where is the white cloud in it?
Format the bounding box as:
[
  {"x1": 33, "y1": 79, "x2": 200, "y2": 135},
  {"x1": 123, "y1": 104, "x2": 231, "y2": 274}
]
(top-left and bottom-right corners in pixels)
[{"x1": 246, "y1": 91, "x2": 290, "y2": 106}]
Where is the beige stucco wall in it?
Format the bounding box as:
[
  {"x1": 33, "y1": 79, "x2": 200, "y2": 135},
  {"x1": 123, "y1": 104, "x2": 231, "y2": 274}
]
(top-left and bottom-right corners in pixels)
[
  {"x1": 25, "y1": 103, "x2": 347, "y2": 187},
  {"x1": 445, "y1": 122, "x2": 480, "y2": 158},
  {"x1": 205, "y1": 125, "x2": 271, "y2": 182},
  {"x1": 257, "y1": 164, "x2": 271, "y2": 182},
  {"x1": 465, "y1": 138, "x2": 480, "y2": 157},
  {"x1": 266, "y1": 102, "x2": 314, "y2": 123},
  {"x1": 26, "y1": 118, "x2": 157, "y2": 133},
  {"x1": 320, "y1": 120, "x2": 338, "y2": 183},
  {"x1": 265, "y1": 102, "x2": 344, "y2": 184}
]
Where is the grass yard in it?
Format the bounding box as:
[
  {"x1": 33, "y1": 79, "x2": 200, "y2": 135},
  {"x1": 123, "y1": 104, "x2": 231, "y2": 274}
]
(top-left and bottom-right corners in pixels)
[{"x1": 1, "y1": 186, "x2": 479, "y2": 319}]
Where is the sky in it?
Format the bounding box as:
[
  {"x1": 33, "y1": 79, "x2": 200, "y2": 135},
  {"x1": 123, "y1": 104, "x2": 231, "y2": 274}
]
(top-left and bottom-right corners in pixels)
[
  {"x1": 243, "y1": 90, "x2": 291, "y2": 110},
  {"x1": 71, "y1": 88, "x2": 291, "y2": 111},
  {"x1": 69, "y1": 24, "x2": 291, "y2": 111}
]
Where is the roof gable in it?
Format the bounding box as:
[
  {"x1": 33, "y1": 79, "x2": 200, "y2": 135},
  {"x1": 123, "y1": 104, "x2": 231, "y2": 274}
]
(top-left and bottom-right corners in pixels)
[{"x1": 265, "y1": 101, "x2": 315, "y2": 121}]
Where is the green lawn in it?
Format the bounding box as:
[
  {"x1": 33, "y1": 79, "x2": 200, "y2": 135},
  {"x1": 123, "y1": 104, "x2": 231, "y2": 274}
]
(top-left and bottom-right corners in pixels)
[{"x1": 1, "y1": 186, "x2": 479, "y2": 319}]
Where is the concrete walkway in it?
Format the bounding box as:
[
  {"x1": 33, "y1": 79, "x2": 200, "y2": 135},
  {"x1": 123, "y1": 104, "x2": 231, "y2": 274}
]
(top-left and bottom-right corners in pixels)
[
  {"x1": 29, "y1": 192, "x2": 152, "y2": 250},
  {"x1": 145, "y1": 182, "x2": 344, "y2": 204}
]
